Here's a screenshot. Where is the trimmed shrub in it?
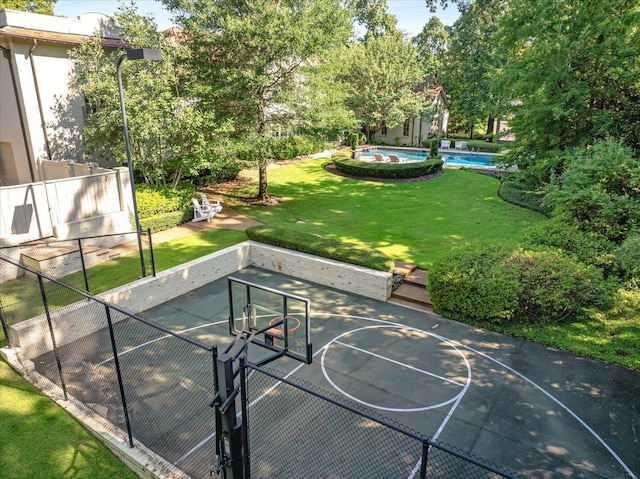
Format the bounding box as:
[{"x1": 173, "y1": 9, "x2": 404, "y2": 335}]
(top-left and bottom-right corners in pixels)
[
  {"x1": 502, "y1": 247, "x2": 612, "y2": 323},
  {"x1": 140, "y1": 208, "x2": 194, "y2": 233},
  {"x1": 429, "y1": 245, "x2": 612, "y2": 324},
  {"x1": 136, "y1": 183, "x2": 196, "y2": 218},
  {"x1": 245, "y1": 225, "x2": 395, "y2": 272},
  {"x1": 424, "y1": 138, "x2": 507, "y2": 153},
  {"x1": 331, "y1": 156, "x2": 443, "y2": 179},
  {"x1": 269, "y1": 135, "x2": 328, "y2": 161},
  {"x1": 429, "y1": 246, "x2": 520, "y2": 323},
  {"x1": 519, "y1": 218, "x2": 617, "y2": 276},
  {"x1": 498, "y1": 178, "x2": 552, "y2": 216},
  {"x1": 429, "y1": 140, "x2": 439, "y2": 158}
]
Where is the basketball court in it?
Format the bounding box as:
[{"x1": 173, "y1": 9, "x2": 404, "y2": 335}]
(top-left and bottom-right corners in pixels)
[{"x1": 135, "y1": 266, "x2": 638, "y2": 479}]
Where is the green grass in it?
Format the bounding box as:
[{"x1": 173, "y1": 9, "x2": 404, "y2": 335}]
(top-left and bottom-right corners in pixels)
[
  {"x1": 227, "y1": 159, "x2": 638, "y2": 370},
  {"x1": 0, "y1": 228, "x2": 248, "y2": 341},
  {"x1": 0, "y1": 228, "x2": 247, "y2": 479},
  {"x1": 229, "y1": 159, "x2": 545, "y2": 269},
  {"x1": 0, "y1": 360, "x2": 139, "y2": 479},
  {"x1": 1, "y1": 159, "x2": 637, "y2": 479}
]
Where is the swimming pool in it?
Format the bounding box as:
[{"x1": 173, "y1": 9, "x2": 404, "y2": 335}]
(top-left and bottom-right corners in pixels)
[{"x1": 359, "y1": 147, "x2": 503, "y2": 168}]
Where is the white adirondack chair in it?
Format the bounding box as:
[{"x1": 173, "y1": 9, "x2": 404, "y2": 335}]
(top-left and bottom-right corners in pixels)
[
  {"x1": 192, "y1": 198, "x2": 217, "y2": 223},
  {"x1": 200, "y1": 193, "x2": 223, "y2": 214}
]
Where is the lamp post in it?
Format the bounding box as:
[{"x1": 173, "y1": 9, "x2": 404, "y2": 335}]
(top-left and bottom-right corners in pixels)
[{"x1": 116, "y1": 48, "x2": 162, "y2": 278}]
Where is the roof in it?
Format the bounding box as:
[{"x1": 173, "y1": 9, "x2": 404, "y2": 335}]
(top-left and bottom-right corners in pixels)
[{"x1": 0, "y1": 24, "x2": 127, "y2": 48}]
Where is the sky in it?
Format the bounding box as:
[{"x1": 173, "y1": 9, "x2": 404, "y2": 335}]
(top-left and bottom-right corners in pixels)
[{"x1": 54, "y1": 0, "x2": 460, "y2": 37}]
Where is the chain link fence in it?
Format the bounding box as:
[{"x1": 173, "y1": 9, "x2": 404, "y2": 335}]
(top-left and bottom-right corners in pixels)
[
  {"x1": 1, "y1": 253, "x2": 521, "y2": 479},
  {"x1": 0, "y1": 254, "x2": 216, "y2": 479},
  {"x1": 244, "y1": 363, "x2": 521, "y2": 479},
  {"x1": 0, "y1": 231, "x2": 154, "y2": 332}
]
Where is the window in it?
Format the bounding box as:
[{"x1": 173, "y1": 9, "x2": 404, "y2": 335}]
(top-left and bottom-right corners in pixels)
[
  {"x1": 381, "y1": 124, "x2": 387, "y2": 135},
  {"x1": 403, "y1": 120, "x2": 410, "y2": 136}
]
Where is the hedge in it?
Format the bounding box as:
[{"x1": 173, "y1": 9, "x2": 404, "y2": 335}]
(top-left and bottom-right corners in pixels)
[
  {"x1": 429, "y1": 245, "x2": 612, "y2": 324},
  {"x1": 498, "y1": 179, "x2": 552, "y2": 216},
  {"x1": 245, "y1": 225, "x2": 395, "y2": 272},
  {"x1": 420, "y1": 138, "x2": 508, "y2": 153},
  {"x1": 331, "y1": 155, "x2": 443, "y2": 180},
  {"x1": 139, "y1": 208, "x2": 194, "y2": 233},
  {"x1": 136, "y1": 183, "x2": 196, "y2": 218}
]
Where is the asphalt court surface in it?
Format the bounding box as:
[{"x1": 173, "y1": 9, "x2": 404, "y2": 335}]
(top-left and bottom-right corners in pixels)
[{"x1": 141, "y1": 266, "x2": 639, "y2": 479}]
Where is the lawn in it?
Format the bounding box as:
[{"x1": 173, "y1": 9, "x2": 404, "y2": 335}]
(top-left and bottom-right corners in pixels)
[
  {"x1": 226, "y1": 159, "x2": 545, "y2": 269},
  {"x1": 0, "y1": 158, "x2": 637, "y2": 479},
  {"x1": 0, "y1": 360, "x2": 139, "y2": 479}
]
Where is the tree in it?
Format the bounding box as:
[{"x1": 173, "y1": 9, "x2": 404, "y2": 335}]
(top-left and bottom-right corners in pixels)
[
  {"x1": 339, "y1": 30, "x2": 425, "y2": 141},
  {"x1": 496, "y1": 0, "x2": 640, "y2": 165},
  {"x1": 439, "y1": 0, "x2": 506, "y2": 138},
  {"x1": 0, "y1": 0, "x2": 56, "y2": 14},
  {"x1": 163, "y1": 0, "x2": 353, "y2": 204},
  {"x1": 413, "y1": 16, "x2": 450, "y2": 78},
  {"x1": 68, "y1": 4, "x2": 223, "y2": 188},
  {"x1": 349, "y1": 0, "x2": 397, "y2": 39}
]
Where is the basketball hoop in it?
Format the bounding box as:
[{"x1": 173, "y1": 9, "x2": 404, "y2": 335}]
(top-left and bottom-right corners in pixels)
[{"x1": 266, "y1": 316, "x2": 301, "y2": 345}]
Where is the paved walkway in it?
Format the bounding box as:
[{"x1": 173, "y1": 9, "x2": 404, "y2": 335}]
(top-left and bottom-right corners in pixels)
[{"x1": 151, "y1": 206, "x2": 262, "y2": 244}]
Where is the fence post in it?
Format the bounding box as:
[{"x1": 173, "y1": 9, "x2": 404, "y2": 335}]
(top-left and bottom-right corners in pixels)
[
  {"x1": 37, "y1": 275, "x2": 68, "y2": 400},
  {"x1": 239, "y1": 355, "x2": 251, "y2": 479},
  {"x1": 77, "y1": 238, "x2": 90, "y2": 293},
  {"x1": 147, "y1": 229, "x2": 156, "y2": 277},
  {"x1": 216, "y1": 353, "x2": 244, "y2": 479},
  {"x1": 104, "y1": 305, "x2": 134, "y2": 448},
  {"x1": 0, "y1": 298, "x2": 11, "y2": 347},
  {"x1": 420, "y1": 441, "x2": 429, "y2": 479}
]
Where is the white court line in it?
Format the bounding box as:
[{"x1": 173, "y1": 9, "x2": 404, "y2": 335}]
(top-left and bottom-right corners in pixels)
[
  {"x1": 430, "y1": 333, "x2": 638, "y2": 479},
  {"x1": 99, "y1": 312, "x2": 635, "y2": 478},
  {"x1": 320, "y1": 313, "x2": 636, "y2": 479},
  {"x1": 97, "y1": 320, "x2": 228, "y2": 365},
  {"x1": 320, "y1": 325, "x2": 471, "y2": 412},
  {"x1": 334, "y1": 339, "x2": 466, "y2": 387}
]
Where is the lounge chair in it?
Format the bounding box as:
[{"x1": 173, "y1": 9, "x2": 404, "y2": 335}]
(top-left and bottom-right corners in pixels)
[
  {"x1": 373, "y1": 153, "x2": 389, "y2": 162},
  {"x1": 192, "y1": 198, "x2": 218, "y2": 223},
  {"x1": 200, "y1": 193, "x2": 223, "y2": 214},
  {"x1": 440, "y1": 140, "x2": 451, "y2": 149},
  {"x1": 388, "y1": 154, "x2": 408, "y2": 163}
]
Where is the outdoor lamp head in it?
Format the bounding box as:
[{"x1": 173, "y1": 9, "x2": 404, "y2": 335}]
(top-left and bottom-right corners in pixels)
[{"x1": 125, "y1": 48, "x2": 162, "y2": 61}]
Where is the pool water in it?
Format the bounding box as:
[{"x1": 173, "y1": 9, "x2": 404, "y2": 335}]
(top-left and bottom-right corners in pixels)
[{"x1": 359, "y1": 147, "x2": 502, "y2": 167}]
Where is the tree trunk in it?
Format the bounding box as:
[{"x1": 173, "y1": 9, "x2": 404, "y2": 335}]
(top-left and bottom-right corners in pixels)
[
  {"x1": 256, "y1": 102, "x2": 270, "y2": 202},
  {"x1": 258, "y1": 162, "x2": 269, "y2": 199}
]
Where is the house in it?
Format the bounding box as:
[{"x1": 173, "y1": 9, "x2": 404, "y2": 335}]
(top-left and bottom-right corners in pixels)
[
  {"x1": 0, "y1": 9, "x2": 136, "y2": 245},
  {"x1": 0, "y1": 8, "x2": 126, "y2": 186},
  {"x1": 371, "y1": 81, "x2": 449, "y2": 147}
]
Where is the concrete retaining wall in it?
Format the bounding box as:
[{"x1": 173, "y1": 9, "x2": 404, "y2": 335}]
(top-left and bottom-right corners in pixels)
[{"x1": 8, "y1": 241, "x2": 392, "y2": 357}]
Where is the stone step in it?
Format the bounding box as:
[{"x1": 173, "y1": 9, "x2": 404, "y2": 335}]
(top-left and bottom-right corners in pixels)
[
  {"x1": 393, "y1": 260, "x2": 417, "y2": 276},
  {"x1": 388, "y1": 294, "x2": 433, "y2": 312},
  {"x1": 391, "y1": 282, "x2": 432, "y2": 309},
  {"x1": 404, "y1": 268, "x2": 427, "y2": 287}
]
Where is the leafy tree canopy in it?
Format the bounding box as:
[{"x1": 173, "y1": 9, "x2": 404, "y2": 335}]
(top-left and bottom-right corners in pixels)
[
  {"x1": 69, "y1": 4, "x2": 225, "y2": 188},
  {"x1": 439, "y1": 0, "x2": 506, "y2": 138},
  {"x1": 348, "y1": 0, "x2": 397, "y2": 39},
  {"x1": 163, "y1": 0, "x2": 353, "y2": 202},
  {"x1": 497, "y1": 0, "x2": 640, "y2": 163},
  {"x1": 0, "y1": 0, "x2": 56, "y2": 15},
  {"x1": 338, "y1": 30, "x2": 425, "y2": 139},
  {"x1": 413, "y1": 16, "x2": 450, "y2": 79}
]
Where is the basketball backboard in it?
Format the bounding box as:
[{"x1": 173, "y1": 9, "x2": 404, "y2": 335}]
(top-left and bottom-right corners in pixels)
[{"x1": 227, "y1": 276, "x2": 312, "y2": 364}]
